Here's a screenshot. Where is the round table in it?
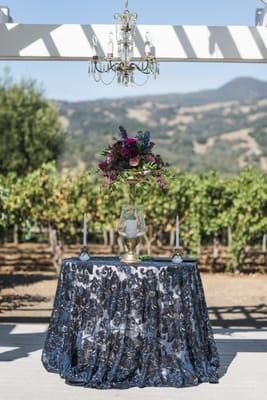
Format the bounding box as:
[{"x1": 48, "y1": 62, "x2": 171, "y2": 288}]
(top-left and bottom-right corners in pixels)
[{"x1": 42, "y1": 257, "x2": 219, "y2": 389}]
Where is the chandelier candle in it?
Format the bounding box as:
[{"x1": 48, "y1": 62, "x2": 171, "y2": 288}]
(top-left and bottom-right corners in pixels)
[
  {"x1": 88, "y1": 1, "x2": 159, "y2": 86},
  {"x1": 108, "y1": 32, "x2": 114, "y2": 58}
]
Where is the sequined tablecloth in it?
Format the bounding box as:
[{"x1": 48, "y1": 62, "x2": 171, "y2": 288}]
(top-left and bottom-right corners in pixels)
[{"x1": 42, "y1": 257, "x2": 219, "y2": 389}]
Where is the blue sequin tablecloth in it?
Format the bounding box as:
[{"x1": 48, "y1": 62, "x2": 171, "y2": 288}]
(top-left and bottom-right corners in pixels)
[{"x1": 42, "y1": 257, "x2": 219, "y2": 389}]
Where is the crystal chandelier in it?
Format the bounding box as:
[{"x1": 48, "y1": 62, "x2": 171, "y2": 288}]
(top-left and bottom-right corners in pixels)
[{"x1": 88, "y1": 1, "x2": 159, "y2": 86}]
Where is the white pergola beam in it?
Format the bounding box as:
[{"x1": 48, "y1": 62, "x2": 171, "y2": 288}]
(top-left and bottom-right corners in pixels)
[{"x1": 0, "y1": 24, "x2": 267, "y2": 63}]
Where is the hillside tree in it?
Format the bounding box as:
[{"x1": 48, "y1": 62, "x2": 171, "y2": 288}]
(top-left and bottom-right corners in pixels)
[{"x1": 0, "y1": 75, "x2": 65, "y2": 176}]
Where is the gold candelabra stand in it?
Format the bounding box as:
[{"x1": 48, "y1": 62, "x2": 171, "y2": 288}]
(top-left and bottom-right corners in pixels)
[
  {"x1": 127, "y1": 170, "x2": 149, "y2": 204},
  {"x1": 121, "y1": 238, "x2": 139, "y2": 263},
  {"x1": 119, "y1": 171, "x2": 148, "y2": 264}
]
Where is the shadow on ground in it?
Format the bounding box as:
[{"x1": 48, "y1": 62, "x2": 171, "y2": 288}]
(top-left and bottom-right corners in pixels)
[
  {"x1": 209, "y1": 304, "x2": 267, "y2": 329},
  {"x1": 0, "y1": 273, "x2": 56, "y2": 289},
  {"x1": 1, "y1": 322, "x2": 267, "y2": 385},
  {"x1": 216, "y1": 334, "x2": 267, "y2": 378},
  {"x1": 0, "y1": 324, "x2": 47, "y2": 362}
]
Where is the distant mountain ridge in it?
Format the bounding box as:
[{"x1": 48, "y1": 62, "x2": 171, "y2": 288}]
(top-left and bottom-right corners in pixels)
[{"x1": 57, "y1": 77, "x2": 267, "y2": 175}]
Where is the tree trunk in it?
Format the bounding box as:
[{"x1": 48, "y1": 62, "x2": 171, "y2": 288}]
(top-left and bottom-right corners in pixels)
[
  {"x1": 48, "y1": 224, "x2": 62, "y2": 276},
  {"x1": 197, "y1": 238, "x2": 201, "y2": 257},
  {"x1": 118, "y1": 236, "x2": 124, "y2": 254},
  {"x1": 109, "y1": 229, "x2": 115, "y2": 252},
  {"x1": 49, "y1": 223, "x2": 57, "y2": 255},
  {"x1": 103, "y1": 230, "x2": 108, "y2": 246},
  {"x1": 145, "y1": 235, "x2": 152, "y2": 256},
  {"x1": 109, "y1": 229, "x2": 115, "y2": 247},
  {"x1": 213, "y1": 232, "x2": 219, "y2": 258},
  {"x1": 52, "y1": 240, "x2": 63, "y2": 276},
  {"x1": 156, "y1": 229, "x2": 164, "y2": 247},
  {"x1": 263, "y1": 234, "x2": 267, "y2": 252},
  {"x1": 227, "y1": 226, "x2": 232, "y2": 249},
  {"x1": 13, "y1": 224, "x2": 19, "y2": 245}
]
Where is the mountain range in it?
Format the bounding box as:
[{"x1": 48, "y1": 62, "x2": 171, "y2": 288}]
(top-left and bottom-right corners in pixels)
[{"x1": 56, "y1": 77, "x2": 267, "y2": 175}]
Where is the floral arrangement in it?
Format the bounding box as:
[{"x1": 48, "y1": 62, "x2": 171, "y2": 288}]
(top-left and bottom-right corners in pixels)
[{"x1": 98, "y1": 126, "x2": 168, "y2": 188}]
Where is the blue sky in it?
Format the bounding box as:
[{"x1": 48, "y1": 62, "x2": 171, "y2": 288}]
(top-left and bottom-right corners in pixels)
[{"x1": 0, "y1": 0, "x2": 266, "y2": 100}]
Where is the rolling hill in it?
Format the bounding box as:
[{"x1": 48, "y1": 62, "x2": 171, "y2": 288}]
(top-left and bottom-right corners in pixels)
[{"x1": 56, "y1": 77, "x2": 267, "y2": 175}]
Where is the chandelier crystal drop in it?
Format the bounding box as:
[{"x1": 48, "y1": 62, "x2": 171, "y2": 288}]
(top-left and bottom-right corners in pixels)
[{"x1": 88, "y1": 0, "x2": 160, "y2": 86}]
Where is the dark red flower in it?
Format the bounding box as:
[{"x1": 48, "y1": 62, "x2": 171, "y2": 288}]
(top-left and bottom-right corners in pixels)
[
  {"x1": 99, "y1": 160, "x2": 108, "y2": 172},
  {"x1": 129, "y1": 148, "x2": 139, "y2": 159},
  {"x1": 120, "y1": 146, "x2": 130, "y2": 157},
  {"x1": 112, "y1": 141, "x2": 123, "y2": 151}
]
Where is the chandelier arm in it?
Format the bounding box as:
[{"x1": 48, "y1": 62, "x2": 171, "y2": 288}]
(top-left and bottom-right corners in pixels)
[
  {"x1": 92, "y1": 71, "x2": 101, "y2": 83},
  {"x1": 99, "y1": 71, "x2": 117, "y2": 86},
  {"x1": 132, "y1": 74, "x2": 150, "y2": 87},
  {"x1": 131, "y1": 62, "x2": 152, "y2": 74},
  {"x1": 134, "y1": 60, "x2": 146, "y2": 70},
  {"x1": 132, "y1": 60, "x2": 153, "y2": 73},
  {"x1": 93, "y1": 62, "x2": 113, "y2": 74},
  {"x1": 144, "y1": 61, "x2": 158, "y2": 73},
  {"x1": 110, "y1": 62, "x2": 121, "y2": 72}
]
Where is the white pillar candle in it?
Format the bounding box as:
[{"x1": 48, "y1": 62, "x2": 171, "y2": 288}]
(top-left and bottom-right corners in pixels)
[
  {"x1": 108, "y1": 32, "x2": 114, "y2": 55},
  {"x1": 175, "y1": 214, "x2": 180, "y2": 248},
  {"x1": 126, "y1": 219, "x2": 137, "y2": 238},
  {"x1": 83, "y1": 213, "x2": 87, "y2": 246}
]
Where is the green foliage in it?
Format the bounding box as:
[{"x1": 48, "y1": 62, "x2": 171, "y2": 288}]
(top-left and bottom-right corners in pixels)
[
  {"x1": 0, "y1": 175, "x2": 8, "y2": 227},
  {"x1": 0, "y1": 75, "x2": 65, "y2": 176},
  {"x1": 199, "y1": 171, "x2": 235, "y2": 235},
  {"x1": 228, "y1": 168, "x2": 267, "y2": 266},
  {"x1": 1, "y1": 164, "x2": 267, "y2": 269}
]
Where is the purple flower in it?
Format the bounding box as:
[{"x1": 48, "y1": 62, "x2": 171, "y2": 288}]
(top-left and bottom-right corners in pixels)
[
  {"x1": 143, "y1": 131, "x2": 151, "y2": 150},
  {"x1": 125, "y1": 137, "x2": 138, "y2": 146},
  {"x1": 119, "y1": 126, "x2": 128, "y2": 139},
  {"x1": 146, "y1": 153, "x2": 156, "y2": 163}
]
